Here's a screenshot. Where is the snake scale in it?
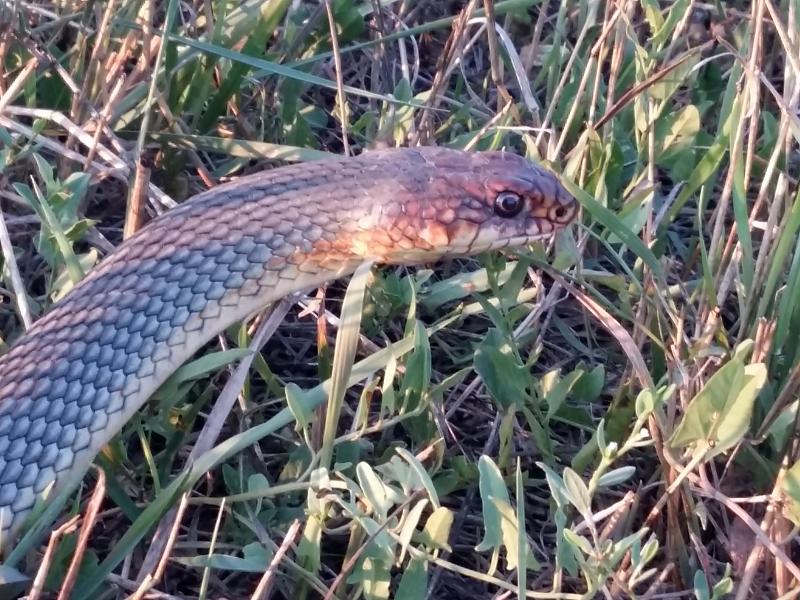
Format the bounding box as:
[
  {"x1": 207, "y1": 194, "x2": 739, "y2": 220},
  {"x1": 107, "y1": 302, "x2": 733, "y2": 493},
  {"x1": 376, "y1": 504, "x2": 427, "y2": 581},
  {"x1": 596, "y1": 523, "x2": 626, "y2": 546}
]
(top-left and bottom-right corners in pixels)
[{"x1": 0, "y1": 147, "x2": 577, "y2": 548}]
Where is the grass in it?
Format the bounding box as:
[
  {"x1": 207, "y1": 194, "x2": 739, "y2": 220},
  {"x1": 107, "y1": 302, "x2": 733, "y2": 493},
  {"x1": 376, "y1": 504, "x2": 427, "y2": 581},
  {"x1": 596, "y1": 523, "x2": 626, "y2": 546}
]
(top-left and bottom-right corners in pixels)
[{"x1": 0, "y1": 0, "x2": 799, "y2": 598}]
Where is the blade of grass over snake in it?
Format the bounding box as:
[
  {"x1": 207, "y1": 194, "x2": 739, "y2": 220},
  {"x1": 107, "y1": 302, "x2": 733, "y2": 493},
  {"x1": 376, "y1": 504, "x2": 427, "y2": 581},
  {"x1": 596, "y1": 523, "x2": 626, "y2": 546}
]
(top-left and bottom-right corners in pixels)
[{"x1": 320, "y1": 261, "x2": 374, "y2": 470}]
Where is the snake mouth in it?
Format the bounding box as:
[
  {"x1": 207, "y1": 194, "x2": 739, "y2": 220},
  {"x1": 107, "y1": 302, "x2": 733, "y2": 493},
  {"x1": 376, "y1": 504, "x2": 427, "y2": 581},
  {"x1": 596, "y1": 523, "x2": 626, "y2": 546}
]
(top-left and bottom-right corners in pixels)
[
  {"x1": 479, "y1": 232, "x2": 560, "y2": 254},
  {"x1": 386, "y1": 230, "x2": 555, "y2": 264},
  {"x1": 437, "y1": 230, "x2": 565, "y2": 259}
]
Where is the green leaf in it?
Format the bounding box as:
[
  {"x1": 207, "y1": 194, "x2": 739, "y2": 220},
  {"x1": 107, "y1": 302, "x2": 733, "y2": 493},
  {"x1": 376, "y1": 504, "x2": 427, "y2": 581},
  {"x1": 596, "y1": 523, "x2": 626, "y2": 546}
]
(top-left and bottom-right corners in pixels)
[
  {"x1": 711, "y1": 567, "x2": 734, "y2": 599},
  {"x1": 475, "y1": 455, "x2": 508, "y2": 553},
  {"x1": 571, "y1": 365, "x2": 605, "y2": 404},
  {"x1": 394, "y1": 447, "x2": 440, "y2": 508},
  {"x1": 542, "y1": 368, "x2": 583, "y2": 418},
  {"x1": 419, "y1": 507, "x2": 453, "y2": 552},
  {"x1": 635, "y1": 388, "x2": 657, "y2": 418},
  {"x1": 640, "y1": 0, "x2": 664, "y2": 35},
  {"x1": 473, "y1": 329, "x2": 531, "y2": 410},
  {"x1": 658, "y1": 104, "x2": 700, "y2": 153},
  {"x1": 562, "y1": 528, "x2": 593, "y2": 556},
  {"x1": 247, "y1": 474, "x2": 270, "y2": 494},
  {"x1": 349, "y1": 557, "x2": 390, "y2": 600},
  {"x1": 652, "y1": 0, "x2": 691, "y2": 48},
  {"x1": 562, "y1": 468, "x2": 592, "y2": 522},
  {"x1": 399, "y1": 320, "x2": 431, "y2": 412},
  {"x1": 553, "y1": 509, "x2": 577, "y2": 575},
  {"x1": 356, "y1": 462, "x2": 393, "y2": 521},
  {"x1": 285, "y1": 382, "x2": 314, "y2": 431},
  {"x1": 668, "y1": 352, "x2": 767, "y2": 458},
  {"x1": 597, "y1": 466, "x2": 636, "y2": 488},
  {"x1": 174, "y1": 542, "x2": 271, "y2": 571},
  {"x1": 537, "y1": 462, "x2": 569, "y2": 510},
  {"x1": 297, "y1": 515, "x2": 323, "y2": 576},
  {"x1": 420, "y1": 262, "x2": 518, "y2": 310},
  {"x1": 397, "y1": 499, "x2": 428, "y2": 564},
  {"x1": 474, "y1": 456, "x2": 532, "y2": 571},
  {"x1": 355, "y1": 516, "x2": 396, "y2": 563},
  {"x1": 693, "y1": 569, "x2": 711, "y2": 600},
  {"x1": 641, "y1": 537, "x2": 659, "y2": 565},
  {"x1": 395, "y1": 556, "x2": 428, "y2": 600}
]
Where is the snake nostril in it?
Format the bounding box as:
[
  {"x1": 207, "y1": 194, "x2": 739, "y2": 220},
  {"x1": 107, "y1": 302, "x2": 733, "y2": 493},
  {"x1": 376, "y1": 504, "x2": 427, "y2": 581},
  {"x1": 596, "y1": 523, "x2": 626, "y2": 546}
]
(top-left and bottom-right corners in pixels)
[{"x1": 553, "y1": 205, "x2": 570, "y2": 221}]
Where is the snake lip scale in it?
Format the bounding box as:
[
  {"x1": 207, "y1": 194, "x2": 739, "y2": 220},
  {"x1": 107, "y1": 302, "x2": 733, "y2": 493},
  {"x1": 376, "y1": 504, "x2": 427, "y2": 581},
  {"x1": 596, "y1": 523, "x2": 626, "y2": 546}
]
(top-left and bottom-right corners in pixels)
[{"x1": 0, "y1": 146, "x2": 577, "y2": 550}]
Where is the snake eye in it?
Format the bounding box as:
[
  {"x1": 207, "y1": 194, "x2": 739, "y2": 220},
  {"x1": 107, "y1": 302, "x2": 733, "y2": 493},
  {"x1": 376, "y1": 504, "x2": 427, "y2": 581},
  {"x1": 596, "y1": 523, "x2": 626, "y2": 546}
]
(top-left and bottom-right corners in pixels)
[{"x1": 493, "y1": 191, "x2": 524, "y2": 218}]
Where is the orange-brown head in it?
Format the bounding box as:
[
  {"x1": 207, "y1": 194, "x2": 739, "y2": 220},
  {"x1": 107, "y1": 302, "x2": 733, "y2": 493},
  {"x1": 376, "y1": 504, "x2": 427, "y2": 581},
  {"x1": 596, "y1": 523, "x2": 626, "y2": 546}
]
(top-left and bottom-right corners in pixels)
[{"x1": 317, "y1": 146, "x2": 578, "y2": 265}]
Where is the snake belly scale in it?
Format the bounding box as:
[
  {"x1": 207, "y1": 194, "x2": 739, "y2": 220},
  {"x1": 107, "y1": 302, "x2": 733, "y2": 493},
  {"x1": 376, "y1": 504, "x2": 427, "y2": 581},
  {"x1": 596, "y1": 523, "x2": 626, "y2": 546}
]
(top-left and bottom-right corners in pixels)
[{"x1": 0, "y1": 147, "x2": 577, "y2": 547}]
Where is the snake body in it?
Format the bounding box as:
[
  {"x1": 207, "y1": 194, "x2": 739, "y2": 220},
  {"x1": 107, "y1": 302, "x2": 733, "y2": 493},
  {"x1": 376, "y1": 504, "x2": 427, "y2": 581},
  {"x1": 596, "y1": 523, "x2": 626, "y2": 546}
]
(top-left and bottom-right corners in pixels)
[{"x1": 0, "y1": 147, "x2": 576, "y2": 546}]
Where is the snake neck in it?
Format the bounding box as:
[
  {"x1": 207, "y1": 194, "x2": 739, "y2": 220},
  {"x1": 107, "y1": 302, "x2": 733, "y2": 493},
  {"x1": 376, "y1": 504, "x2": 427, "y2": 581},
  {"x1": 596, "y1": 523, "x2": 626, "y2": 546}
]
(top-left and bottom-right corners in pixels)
[{"x1": 0, "y1": 179, "x2": 362, "y2": 539}]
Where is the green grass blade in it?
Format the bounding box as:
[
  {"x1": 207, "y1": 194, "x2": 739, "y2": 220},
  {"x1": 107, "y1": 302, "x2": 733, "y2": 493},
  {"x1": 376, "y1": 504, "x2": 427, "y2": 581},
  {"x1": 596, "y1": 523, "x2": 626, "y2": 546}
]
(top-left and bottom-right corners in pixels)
[{"x1": 320, "y1": 261, "x2": 374, "y2": 469}]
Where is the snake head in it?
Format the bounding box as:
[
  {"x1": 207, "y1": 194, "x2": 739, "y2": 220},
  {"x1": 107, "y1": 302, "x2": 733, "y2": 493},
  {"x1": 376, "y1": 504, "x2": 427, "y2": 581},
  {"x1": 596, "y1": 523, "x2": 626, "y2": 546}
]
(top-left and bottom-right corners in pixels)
[
  {"x1": 296, "y1": 147, "x2": 577, "y2": 270},
  {"x1": 434, "y1": 148, "x2": 578, "y2": 256},
  {"x1": 354, "y1": 147, "x2": 578, "y2": 264}
]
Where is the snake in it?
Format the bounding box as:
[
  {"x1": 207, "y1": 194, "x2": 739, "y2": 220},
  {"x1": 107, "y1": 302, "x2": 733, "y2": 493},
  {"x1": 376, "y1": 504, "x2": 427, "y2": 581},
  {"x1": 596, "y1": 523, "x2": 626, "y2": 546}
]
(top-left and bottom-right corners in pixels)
[{"x1": 0, "y1": 146, "x2": 577, "y2": 549}]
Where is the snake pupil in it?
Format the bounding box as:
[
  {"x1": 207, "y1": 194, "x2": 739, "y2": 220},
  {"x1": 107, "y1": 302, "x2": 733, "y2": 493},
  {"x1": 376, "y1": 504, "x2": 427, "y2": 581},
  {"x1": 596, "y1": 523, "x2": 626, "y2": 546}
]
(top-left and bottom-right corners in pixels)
[{"x1": 493, "y1": 191, "x2": 524, "y2": 218}]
